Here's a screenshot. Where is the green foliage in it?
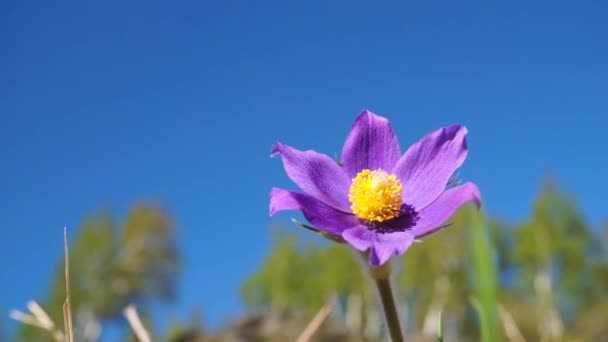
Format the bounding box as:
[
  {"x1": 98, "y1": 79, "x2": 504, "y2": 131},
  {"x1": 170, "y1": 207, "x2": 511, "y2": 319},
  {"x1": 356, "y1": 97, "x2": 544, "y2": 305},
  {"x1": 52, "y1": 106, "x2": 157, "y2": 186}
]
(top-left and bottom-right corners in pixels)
[
  {"x1": 506, "y1": 181, "x2": 594, "y2": 340},
  {"x1": 397, "y1": 209, "x2": 472, "y2": 335},
  {"x1": 512, "y1": 181, "x2": 591, "y2": 294},
  {"x1": 241, "y1": 228, "x2": 369, "y2": 314},
  {"x1": 11, "y1": 179, "x2": 608, "y2": 341}
]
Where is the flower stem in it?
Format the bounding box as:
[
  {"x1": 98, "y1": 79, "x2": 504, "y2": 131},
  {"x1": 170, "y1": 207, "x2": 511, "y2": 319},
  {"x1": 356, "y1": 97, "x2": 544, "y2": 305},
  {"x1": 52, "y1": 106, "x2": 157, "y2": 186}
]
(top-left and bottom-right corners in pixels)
[
  {"x1": 369, "y1": 261, "x2": 405, "y2": 342},
  {"x1": 375, "y1": 276, "x2": 405, "y2": 342}
]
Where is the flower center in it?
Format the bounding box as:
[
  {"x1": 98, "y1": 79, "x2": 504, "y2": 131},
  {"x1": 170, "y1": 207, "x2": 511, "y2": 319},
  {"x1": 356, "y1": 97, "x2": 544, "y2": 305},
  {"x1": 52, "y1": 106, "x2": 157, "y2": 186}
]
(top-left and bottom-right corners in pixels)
[{"x1": 348, "y1": 169, "x2": 403, "y2": 222}]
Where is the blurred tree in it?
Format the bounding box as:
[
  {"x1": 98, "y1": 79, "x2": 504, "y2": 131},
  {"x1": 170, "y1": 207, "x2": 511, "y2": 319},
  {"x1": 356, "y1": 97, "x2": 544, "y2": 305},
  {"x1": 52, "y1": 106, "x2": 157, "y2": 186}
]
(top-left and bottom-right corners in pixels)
[
  {"x1": 162, "y1": 311, "x2": 206, "y2": 342},
  {"x1": 241, "y1": 226, "x2": 376, "y2": 339},
  {"x1": 571, "y1": 222, "x2": 608, "y2": 340},
  {"x1": 510, "y1": 181, "x2": 592, "y2": 341},
  {"x1": 241, "y1": 227, "x2": 370, "y2": 314},
  {"x1": 14, "y1": 202, "x2": 180, "y2": 341},
  {"x1": 396, "y1": 209, "x2": 474, "y2": 338}
]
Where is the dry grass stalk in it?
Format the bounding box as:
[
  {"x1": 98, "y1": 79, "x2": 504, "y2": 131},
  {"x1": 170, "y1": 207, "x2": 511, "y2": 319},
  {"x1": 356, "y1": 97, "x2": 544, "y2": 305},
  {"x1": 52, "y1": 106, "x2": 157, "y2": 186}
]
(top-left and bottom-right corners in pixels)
[
  {"x1": 62, "y1": 227, "x2": 74, "y2": 342},
  {"x1": 10, "y1": 301, "x2": 65, "y2": 342},
  {"x1": 123, "y1": 304, "x2": 152, "y2": 342},
  {"x1": 295, "y1": 295, "x2": 337, "y2": 342},
  {"x1": 9, "y1": 228, "x2": 75, "y2": 342},
  {"x1": 499, "y1": 304, "x2": 526, "y2": 342}
]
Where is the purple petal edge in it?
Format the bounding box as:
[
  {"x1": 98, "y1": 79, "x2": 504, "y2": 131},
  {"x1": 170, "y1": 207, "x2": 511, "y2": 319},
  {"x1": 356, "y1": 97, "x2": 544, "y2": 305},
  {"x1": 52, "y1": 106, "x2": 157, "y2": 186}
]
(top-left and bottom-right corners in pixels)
[
  {"x1": 413, "y1": 182, "x2": 481, "y2": 239},
  {"x1": 342, "y1": 226, "x2": 415, "y2": 266},
  {"x1": 270, "y1": 187, "x2": 359, "y2": 235},
  {"x1": 271, "y1": 142, "x2": 351, "y2": 212},
  {"x1": 393, "y1": 124, "x2": 468, "y2": 210}
]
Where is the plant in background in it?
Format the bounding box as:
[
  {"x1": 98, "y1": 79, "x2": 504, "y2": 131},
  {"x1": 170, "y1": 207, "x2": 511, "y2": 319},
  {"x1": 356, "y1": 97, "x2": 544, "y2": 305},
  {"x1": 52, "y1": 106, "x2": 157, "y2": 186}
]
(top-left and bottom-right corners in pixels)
[{"x1": 270, "y1": 110, "x2": 481, "y2": 341}]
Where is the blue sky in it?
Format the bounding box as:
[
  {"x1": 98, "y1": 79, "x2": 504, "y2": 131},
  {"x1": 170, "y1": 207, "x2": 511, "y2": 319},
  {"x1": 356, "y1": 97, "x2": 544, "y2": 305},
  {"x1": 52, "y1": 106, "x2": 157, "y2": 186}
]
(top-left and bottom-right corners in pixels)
[{"x1": 1, "y1": 0, "x2": 607, "y2": 337}]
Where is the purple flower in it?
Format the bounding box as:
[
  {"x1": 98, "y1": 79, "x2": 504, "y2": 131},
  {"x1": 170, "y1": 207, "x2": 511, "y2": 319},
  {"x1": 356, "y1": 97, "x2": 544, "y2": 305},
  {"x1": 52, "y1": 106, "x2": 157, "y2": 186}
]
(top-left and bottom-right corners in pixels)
[{"x1": 270, "y1": 110, "x2": 481, "y2": 266}]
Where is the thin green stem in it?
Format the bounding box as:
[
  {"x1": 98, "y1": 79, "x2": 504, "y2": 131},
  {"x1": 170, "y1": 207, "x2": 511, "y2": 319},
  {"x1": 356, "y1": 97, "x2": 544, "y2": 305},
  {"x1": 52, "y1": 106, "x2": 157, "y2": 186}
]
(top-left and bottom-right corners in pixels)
[
  {"x1": 374, "y1": 276, "x2": 405, "y2": 342},
  {"x1": 363, "y1": 254, "x2": 405, "y2": 341}
]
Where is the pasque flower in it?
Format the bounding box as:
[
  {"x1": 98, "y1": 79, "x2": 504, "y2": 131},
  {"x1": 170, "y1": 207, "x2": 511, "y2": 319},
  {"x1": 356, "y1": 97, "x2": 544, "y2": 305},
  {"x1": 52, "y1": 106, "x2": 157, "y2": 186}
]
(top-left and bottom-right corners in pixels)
[{"x1": 270, "y1": 110, "x2": 481, "y2": 266}]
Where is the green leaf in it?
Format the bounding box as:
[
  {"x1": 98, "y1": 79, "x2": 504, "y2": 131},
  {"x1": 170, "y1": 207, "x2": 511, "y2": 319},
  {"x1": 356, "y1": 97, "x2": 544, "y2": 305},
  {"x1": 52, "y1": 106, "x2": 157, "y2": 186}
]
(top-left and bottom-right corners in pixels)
[{"x1": 469, "y1": 211, "x2": 502, "y2": 342}]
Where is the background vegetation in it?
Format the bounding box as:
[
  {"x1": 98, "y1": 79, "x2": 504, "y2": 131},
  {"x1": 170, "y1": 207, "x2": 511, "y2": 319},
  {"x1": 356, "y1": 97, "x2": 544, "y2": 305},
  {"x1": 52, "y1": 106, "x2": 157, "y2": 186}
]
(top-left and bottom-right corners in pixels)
[{"x1": 8, "y1": 180, "x2": 608, "y2": 341}]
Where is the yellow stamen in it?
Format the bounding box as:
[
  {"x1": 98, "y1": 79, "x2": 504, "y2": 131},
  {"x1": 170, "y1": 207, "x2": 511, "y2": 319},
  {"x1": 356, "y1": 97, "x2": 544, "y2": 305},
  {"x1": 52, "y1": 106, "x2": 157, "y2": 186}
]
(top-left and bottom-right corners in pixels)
[{"x1": 348, "y1": 169, "x2": 403, "y2": 222}]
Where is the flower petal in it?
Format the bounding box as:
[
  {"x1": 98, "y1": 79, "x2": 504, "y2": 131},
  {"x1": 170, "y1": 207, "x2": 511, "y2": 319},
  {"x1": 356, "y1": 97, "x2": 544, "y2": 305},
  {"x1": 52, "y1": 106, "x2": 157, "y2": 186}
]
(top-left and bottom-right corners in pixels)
[
  {"x1": 271, "y1": 142, "x2": 351, "y2": 212},
  {"x1": 341, "y1": 110, "x2": 401, "y2": 179},
  {"x1": 342, "y1": 226, "x2": 415, "y2": 266},
  {"x1": 412, "y1": 182, "x2": 481, "y2": 238},
  {"x1": 270, "y1": 187, "x2": 360, "y2": 235},
  {"x1": 393, "y1": 124, "x2": 469, "y2": 209}
]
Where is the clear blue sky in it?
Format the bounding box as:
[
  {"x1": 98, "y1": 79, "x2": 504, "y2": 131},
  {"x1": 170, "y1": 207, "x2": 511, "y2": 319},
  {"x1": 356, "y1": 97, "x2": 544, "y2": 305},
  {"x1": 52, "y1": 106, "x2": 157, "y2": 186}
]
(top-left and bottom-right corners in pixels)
[{"x1": 1, "y1": 0, "x2": 607, "y2": 337}]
